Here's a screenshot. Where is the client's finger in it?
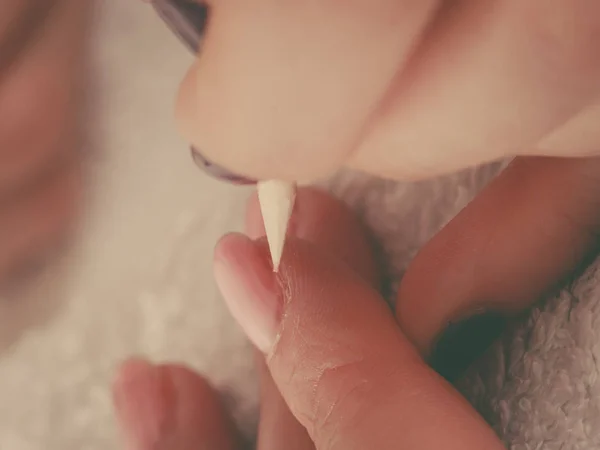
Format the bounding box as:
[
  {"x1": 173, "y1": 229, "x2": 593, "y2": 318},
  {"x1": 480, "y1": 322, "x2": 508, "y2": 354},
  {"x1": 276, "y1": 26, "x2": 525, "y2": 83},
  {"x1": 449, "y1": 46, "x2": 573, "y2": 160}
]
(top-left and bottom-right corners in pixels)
[
  {"x1": 245, "y1": 186, "x2": 380, "y2": 287},
  {"x1": 113, "y1": 359, "x2": 236, "y2": 450},
  {"x1": 214, "y1": 235, "x2": 504, "y2": 449},
  {"x1": 397, "y1": 156, "x2": 600, "y2": 376},
  {"x1": 246, "y1": 188, "x2": 380, "y2": 450},
  {"x1": 256, "y1": 354, "x2": 315, "y2": 450}
]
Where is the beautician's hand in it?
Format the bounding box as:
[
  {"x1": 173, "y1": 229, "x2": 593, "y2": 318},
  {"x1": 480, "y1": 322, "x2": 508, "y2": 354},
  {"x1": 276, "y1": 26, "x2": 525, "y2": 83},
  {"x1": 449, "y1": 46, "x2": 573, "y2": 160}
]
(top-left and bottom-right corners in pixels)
[
  {"x1": 113, "y1": 2, "x2": 600, "y2": 446},
  {"x1": 176, "y1": 1, "x2": 600, "y2": 182},
  {"x1": 0, "y1": 1, "x2": 87, "y2": 283}
]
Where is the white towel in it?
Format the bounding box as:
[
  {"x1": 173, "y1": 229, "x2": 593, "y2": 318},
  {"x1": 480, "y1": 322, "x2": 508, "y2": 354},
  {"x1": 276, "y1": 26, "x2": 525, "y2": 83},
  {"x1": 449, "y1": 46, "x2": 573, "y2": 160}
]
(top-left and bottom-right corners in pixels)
[{"x1": 0, "y1": 1, "x2": 597, "y2": 449}]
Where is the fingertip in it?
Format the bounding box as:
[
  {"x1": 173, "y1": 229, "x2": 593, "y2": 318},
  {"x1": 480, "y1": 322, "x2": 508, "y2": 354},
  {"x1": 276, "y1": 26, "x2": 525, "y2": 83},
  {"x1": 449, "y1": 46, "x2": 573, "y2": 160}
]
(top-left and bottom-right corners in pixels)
[
  {"x1": 214, "y1": 232, "x2": 268, "y2": 268},
  {"x1": 113, "y1": 359, "x2": 236, "y2": 450},
  {"x1": 160, "y1": 364, "x2": 238, "y2": 446},
  {"x1": 244, "y1": 187, "x2": 381, "y2": 285},
  {"x1": 173, "y1": 1, "x2": 418, "y2": 182},
  {"x1": 112, "y1": 358, "x2": 174, "y2": 450},
  {"x1": 213, "y1": 233, "x2": 279, "y2": 353}
]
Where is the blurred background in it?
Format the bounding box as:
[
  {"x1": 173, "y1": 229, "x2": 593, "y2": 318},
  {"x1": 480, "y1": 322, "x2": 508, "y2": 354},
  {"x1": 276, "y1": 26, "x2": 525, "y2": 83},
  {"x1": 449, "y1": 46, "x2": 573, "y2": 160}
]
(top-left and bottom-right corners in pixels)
[{"x1": 0, "y1": 2, "x2": 259, "y2": 448}]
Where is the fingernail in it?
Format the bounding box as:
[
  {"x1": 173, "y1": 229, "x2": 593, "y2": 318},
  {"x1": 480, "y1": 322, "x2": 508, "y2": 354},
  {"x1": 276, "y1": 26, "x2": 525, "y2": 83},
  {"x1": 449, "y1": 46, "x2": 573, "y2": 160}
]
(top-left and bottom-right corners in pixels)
[
  {"x1": 213, "y1": 234, "x2": 282, "y2": 353},
  {"x1": 113, "y1": 359, "x2": 177, "y2": 450},
  {"x1": 430, "y1": 312, "x2": 506, "y2": 382},
  {"x1": 191, "y1": 147, "x2": 257, "y2": 185},
  {"x1": 151, "y1": 0, "x2": 208, "y2": 54}
]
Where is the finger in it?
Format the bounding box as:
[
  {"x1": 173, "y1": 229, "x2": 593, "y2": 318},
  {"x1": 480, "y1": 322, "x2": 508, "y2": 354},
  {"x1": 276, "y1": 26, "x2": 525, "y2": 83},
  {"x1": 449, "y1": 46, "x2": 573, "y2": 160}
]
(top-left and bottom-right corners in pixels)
[
  {"x1": 256, "y1": 354, "x2": 315, "y2": 450},
  {"x1": 349, "y1": 2, "x2": 600, "y2": 178},
  {"x1": 113, "y1": 359, "x2": 237, "y2": 450},
  {"x1": 247, "y1": 188, "x2": 378, "y2": 450},
  {"x1": 176, "y1": 0, "x2": 442, "y2": 181},
  {"x1": 397, "y1": 156, "x2": 600, "y2": 369},
  {"x1": 244, "y1": 186, "x2": 380, "y2": 287},
  {"x1": 214, "y1": 235, "x2": 504, "y2": 450}
]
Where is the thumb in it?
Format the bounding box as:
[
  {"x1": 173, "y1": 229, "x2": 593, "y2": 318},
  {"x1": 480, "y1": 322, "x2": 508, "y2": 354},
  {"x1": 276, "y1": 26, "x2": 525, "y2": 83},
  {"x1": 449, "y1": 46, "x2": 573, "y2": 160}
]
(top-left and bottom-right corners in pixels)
[
  {"x1": 175, "y1": 0, "x2": 440, "y2": 182},
  {"x1": 214, "y1": 234, "x2": 504, "y2": 450}
]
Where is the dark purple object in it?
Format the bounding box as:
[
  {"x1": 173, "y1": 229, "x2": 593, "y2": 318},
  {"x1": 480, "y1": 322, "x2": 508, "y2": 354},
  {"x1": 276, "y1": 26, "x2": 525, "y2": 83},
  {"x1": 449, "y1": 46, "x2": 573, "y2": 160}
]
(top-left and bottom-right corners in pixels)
[
  {"x1": 151, "y1": 1, "x2": 255, "y2": 185},
  {"x1": 191, "y1": 147, "x2": 257, "y2": 185},
  {"x1": 151, "y1": 0, "x2": 208, "y2": 53}
]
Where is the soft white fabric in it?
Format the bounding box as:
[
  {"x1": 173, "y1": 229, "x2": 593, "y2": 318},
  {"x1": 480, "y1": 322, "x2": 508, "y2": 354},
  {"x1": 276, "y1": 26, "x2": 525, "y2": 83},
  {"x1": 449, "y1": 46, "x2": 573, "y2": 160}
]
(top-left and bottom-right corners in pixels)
[
  {"x1": 329, "y1": 168, "x2": 600, "y2": 450},
  {"x1": 0, "y1": 2, "x2": 597, "y2": 449}
]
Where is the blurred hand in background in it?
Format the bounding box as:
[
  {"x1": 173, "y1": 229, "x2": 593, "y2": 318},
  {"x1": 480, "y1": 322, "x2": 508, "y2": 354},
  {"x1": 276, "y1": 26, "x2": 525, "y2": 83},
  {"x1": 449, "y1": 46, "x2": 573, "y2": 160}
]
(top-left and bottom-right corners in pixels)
[{"x1": 0, "y1": 1, "x2": 88, "y2": 285}]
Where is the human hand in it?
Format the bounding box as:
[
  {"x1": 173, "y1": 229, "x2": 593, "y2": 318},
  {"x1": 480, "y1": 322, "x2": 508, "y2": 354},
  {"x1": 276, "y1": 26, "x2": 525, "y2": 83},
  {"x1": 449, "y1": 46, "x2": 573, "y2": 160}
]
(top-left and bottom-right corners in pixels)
[
  {"x1": 157, "y1": 1, "x2": 600, "y2": 320},
  {"x1": 170, "y1": 0, "x2": 600, "y2": 364},
  {"x1": 112, "y1": 185, "x2": 595, "y2": 449},
  {"x1": 115, "y1": 3, "x2": 600, "y2": 445},
  {"x1": 174, "y1": 1, "x2": 600, "y2": 182},
  {"x1": 0, "y1": 1, "x2": 87, "y2": 283}
]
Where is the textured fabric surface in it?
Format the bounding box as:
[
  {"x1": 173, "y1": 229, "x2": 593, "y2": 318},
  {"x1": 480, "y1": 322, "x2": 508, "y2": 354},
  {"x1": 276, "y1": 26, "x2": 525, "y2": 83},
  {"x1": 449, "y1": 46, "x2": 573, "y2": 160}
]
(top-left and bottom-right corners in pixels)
[
  {"x1": 328, "y1": 169, "x2": 600, "y2": 450},
  {"x1": 0, "y1": 1, "x2": 597, "y2": 449},
  {"x1": 459, "y1": 259, "x2": 600, "y2": 450}
]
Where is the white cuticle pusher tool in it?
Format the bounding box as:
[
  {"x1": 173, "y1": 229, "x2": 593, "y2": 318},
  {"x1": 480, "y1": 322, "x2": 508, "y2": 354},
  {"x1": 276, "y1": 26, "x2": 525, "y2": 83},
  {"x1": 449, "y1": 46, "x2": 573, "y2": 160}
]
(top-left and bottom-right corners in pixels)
[
  {"x1": 257, "y1": 181, "x2": 297, "y2": 272},
  {"x1": 150, "y1": 2, "x2": 298, "y2": 272}
]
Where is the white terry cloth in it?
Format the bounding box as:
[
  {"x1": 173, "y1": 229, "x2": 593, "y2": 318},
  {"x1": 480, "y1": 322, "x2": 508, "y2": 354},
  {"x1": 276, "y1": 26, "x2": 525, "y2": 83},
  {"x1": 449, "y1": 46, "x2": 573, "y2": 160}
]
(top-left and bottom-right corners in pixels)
[{"x1": 0, "y1": 2, "x2": 597, "y2": 449}]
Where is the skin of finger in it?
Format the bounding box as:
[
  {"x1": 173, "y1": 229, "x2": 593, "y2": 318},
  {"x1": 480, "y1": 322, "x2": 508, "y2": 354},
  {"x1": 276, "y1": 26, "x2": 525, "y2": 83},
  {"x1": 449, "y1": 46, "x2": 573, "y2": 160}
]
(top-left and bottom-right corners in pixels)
[
  {"x1": 175, "y1": 0, "x2": 442, "y2": 182},
  {"x1": 219, "y1": 237, "x2": 504, "y2": 450},
  {"x1": 245, "y1": 186, "x2": 381, "y2": 287},
  {"x1": 256, "y1": 354, "x2": 315, "y2": 450},
  {"x1": 397, "y1": 156, "x2": 600, "y2": 355},
  {"x1": 0, "y1": 158, "x2": 81, "y2": 280},
  {"x1": 164, "y1": 365, "x2": 239, "y2": 450},
  {"x1": 113, "y1": 359, "x2": 236, "y2": 450},
  {"x1": 0, "y1": 0, "x2": 88, "y2": 194},
  {"x1": 248, "y1": 188, "x2": 379, "y2": 450},
  {"x1": 348, "y1": 1, "x2": 600, "y2": 179},
  {"x1": 113, "y1": 359, "x2": 176, "y2": 450}
]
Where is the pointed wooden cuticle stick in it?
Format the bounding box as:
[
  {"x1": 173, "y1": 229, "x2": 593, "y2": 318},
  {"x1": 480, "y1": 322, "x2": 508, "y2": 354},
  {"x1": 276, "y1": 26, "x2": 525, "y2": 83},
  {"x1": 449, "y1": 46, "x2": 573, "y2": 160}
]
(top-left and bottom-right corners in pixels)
[{"x1": 257, "y1": 180, "x2": 297, "y2": 272}]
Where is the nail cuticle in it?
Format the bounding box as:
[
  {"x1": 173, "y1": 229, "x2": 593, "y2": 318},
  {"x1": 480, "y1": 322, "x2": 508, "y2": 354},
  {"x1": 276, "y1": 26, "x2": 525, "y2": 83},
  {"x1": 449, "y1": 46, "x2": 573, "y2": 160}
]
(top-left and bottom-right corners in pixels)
[{"x1": 213, "y1": 236, "x2": 282, "y2": 354}]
